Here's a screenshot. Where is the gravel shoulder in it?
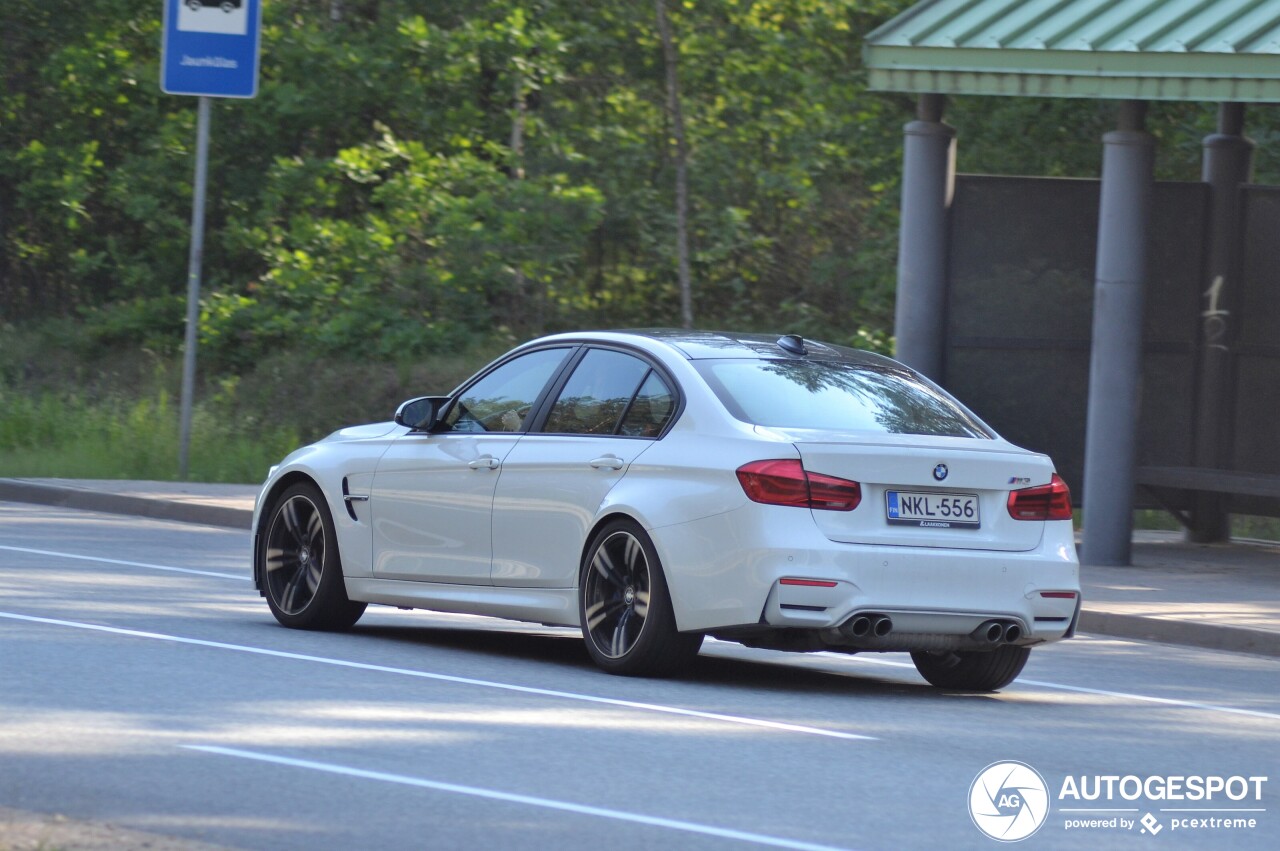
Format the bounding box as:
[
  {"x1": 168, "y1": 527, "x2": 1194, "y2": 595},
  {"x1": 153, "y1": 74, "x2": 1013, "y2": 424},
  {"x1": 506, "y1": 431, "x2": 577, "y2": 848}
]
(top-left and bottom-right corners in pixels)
[{"x1": 0, "y1": 807, "x2": 235, "y2": 851}]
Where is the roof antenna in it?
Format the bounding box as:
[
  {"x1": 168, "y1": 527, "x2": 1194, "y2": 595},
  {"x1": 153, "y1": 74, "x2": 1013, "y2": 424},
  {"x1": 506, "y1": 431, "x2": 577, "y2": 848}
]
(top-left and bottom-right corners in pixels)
[{"x1": 777, "y1": 334, "x2": 807, "y2": 356}]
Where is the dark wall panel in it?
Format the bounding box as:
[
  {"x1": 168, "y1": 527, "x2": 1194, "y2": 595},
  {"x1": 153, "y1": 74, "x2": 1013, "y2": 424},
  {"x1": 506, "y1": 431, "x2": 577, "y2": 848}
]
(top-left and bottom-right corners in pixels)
[
  {"x1": 1230, "y1": 186, "x2": 1280, "y2": 515},
  {"x1": 1237, "y1": 187, "x2": 1280, "y2": 353},
  {"x1": 945, "y1": 177, "x2": 1096, "y2": 498},
  {"x1": 944, "y1": 175, "x2": 1207, "y2": 506},
  {"x1": 947, "y1": 346, "x2": 1090, "y2": 496}
]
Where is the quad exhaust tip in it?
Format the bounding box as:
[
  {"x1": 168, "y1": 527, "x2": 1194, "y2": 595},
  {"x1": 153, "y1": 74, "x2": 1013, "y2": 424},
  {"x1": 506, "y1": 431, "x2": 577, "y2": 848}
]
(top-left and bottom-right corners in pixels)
[
  {"x1": 841, "y1": 613, "x2": 893, "y2": 639},
  {"x1": 846, "y1": 615, "x2": 871, "y2": 637},
  {"x1": 971, "y1": 619, "x2": 1023, "y2": 644},
  {"x1": 840, "y1": 614, "x2": 1021, "y2": 644}
]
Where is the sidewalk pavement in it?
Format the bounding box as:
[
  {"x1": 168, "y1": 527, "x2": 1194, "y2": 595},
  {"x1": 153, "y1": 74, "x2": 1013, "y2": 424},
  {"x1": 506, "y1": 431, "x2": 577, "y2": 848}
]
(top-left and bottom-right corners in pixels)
[{"x1": 2, "y1": 477, "x2": 1277, "y2": 658}]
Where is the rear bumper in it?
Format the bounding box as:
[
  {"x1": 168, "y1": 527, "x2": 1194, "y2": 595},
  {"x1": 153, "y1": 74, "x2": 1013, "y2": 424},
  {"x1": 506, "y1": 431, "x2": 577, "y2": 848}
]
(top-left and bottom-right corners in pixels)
[{"x1": 650, "y1": 502, "x2": 1080, "y2": 644}]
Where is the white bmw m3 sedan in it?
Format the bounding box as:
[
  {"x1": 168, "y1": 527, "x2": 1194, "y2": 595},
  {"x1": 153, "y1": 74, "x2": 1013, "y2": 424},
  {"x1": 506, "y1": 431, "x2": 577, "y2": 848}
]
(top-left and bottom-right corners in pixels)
[{"x1": 253, "y1": 330, "x2": 1080, "y2": 691}]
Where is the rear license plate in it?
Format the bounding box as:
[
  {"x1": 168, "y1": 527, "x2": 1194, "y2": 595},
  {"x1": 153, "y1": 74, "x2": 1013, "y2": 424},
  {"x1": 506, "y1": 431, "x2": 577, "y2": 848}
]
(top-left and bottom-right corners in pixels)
[{"x1": 886, "y1": 491, "x2": 980, "y2": 529}]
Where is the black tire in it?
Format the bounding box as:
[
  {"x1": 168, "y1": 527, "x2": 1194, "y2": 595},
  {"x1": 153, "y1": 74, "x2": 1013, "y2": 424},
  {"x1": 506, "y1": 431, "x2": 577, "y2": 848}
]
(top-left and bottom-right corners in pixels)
[
  {"x1": 579, "y1": 519, "x2": 702, "y2": 677},
  {"x1": 911, "y1": 645, "x2": 1031, "y2": 692},
  {"x1": 261, "y1": 482, "x2": 366, "y2": 631}
]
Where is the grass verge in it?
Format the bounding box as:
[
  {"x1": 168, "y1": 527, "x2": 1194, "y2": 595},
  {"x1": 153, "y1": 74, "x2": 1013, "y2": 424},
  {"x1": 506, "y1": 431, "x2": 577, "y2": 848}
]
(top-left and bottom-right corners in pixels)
[
  {"x1": 0, "y1": 388, "x2": 298, "y2": 483},
  {"x1": 0, "y1": 335, "x2": 512, "y2": 484}
]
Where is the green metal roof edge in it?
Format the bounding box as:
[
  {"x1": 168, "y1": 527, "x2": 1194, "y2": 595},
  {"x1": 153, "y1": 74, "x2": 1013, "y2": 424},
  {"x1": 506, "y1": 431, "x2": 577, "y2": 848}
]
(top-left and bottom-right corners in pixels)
[
  {"x1": 863, "y1": 0, "x2": 1280, "y2": 101},
  {"x1": 867, "y1": 66, "x2": 1280, "y2": 101},
  {"x1": 866, "y1": 43, "x2": 1280, "y2": 76},
  {"x1": 864, "y1": 43, "x2": 1280, "y2": 101}
]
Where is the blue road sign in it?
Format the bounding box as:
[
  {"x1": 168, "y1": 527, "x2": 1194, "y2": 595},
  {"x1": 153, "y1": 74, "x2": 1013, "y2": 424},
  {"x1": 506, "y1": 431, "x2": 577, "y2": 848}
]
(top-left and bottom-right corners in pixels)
[{"x1": 161, "y1": 0, "x2": 262, "y2": 98}]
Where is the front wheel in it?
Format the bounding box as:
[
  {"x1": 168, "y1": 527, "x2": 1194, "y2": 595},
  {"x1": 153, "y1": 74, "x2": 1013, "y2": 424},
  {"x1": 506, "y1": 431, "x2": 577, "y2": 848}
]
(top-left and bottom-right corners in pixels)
[
  {"x1": 911, "y1": 645, "x2": 1031, "y2": 691},
  {"x1": 261, "y1": 482, "x2": 366, "y2": 631},
  {"x1": 579, "y1": 520, "x2": 702, "y2": 677}
]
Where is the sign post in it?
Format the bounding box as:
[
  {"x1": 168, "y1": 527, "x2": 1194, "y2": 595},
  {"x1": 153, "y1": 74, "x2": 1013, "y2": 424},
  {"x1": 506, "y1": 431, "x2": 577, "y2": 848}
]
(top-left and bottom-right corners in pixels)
[{"x1": 161, "y1": 0, "x2": 262, "y2": 479}]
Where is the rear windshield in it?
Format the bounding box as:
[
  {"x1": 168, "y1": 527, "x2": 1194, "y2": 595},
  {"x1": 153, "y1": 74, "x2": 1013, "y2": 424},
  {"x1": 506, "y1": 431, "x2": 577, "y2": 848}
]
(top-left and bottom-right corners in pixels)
[{"x1": 695, "y1": 359, "x2": 992, "y2": 438}]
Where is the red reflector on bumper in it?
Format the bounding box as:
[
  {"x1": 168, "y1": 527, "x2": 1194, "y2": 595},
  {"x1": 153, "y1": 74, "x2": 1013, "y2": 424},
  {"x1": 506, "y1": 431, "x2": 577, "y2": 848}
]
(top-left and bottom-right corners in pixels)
[
  {"x1": 1040, "y1": 591, "x2": 1078, "y2": 599},
  {"x1": 779, "y1": 578, "x2": 839, "y2": 588}
]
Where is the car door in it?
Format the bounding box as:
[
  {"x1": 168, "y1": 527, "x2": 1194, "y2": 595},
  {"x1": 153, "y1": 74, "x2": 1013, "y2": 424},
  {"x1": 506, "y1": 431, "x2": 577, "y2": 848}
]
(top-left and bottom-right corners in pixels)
[
  {"x1": 491, "y1": 348, "x2": 679, "y2": 588},
  {"x1": 369, "y1": 346, "x2": 573, "y2": 584}
]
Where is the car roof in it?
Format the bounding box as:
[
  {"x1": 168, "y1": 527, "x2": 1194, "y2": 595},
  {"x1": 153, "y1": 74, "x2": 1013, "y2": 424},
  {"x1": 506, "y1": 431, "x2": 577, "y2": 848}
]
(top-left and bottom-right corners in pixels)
[{"x1": 541, "y1": 329, "x2": 905, "y2": 369}]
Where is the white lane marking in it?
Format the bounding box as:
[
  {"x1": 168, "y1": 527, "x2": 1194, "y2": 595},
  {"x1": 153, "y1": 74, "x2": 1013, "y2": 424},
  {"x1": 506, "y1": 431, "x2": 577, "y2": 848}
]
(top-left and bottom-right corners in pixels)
[
  {"x1": 0, "y1": 612, "x2": 874, "y2": 741},
  {"x1": 184, "y1": 745, "x2": 856, "y2": 851},
  {"x1": 818, "y1": 653, "x2": 1280, "y2": 722},
  {"x1": 0, "y1": 544, "x2": 247, "y2": 581},
  {"x1": 1160, "y1": 808, "x2": 1266, "y2": 813},
  {"x1": 1012, "y1": 677, "x2": 1280, "y2": 721}
]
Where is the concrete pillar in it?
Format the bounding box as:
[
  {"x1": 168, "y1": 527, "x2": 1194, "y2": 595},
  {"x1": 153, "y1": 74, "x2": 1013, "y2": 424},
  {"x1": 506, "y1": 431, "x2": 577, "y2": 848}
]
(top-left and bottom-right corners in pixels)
[
  {"x1": 1080, "y1": 101, "x2": 1156, "y2": 567},
  {"x1": 1188, "y1": 103, "x2": 1254, "y2": 543},
  {"x1": 893, "y1": 93, "x2": 956, "y2": 382}
]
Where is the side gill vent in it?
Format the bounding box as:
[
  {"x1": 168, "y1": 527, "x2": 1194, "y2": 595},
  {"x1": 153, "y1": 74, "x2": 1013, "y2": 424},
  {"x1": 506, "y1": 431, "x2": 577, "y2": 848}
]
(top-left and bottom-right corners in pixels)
[{"x1": 341, "y1": 477, "x2": 359, "y2": 521}]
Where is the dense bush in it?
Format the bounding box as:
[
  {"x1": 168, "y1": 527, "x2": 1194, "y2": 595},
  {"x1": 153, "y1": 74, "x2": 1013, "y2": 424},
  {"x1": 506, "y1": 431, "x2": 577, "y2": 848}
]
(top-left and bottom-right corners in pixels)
[
  {"x1": 1, "y1": 0, "x2": 921, "y2": 365},
  {"x1": 5, "y1": 1, "x2": 1277, "y2": 482}
]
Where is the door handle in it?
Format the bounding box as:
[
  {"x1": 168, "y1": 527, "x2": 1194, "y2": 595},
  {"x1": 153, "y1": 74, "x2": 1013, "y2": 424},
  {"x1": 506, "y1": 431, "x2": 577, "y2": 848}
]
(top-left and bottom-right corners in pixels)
[
  {"x1": 589, "y1": 455, "x2": 625, "y2": 471},
  {"x1": 469, "y1": 456, "x2": 500, "y2": 470}
]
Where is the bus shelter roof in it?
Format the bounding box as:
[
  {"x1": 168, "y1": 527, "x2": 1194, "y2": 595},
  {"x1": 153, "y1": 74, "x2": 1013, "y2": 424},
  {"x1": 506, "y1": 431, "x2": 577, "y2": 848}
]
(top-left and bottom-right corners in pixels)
[{"x1": 864, "y1": 0, "x2": 1280, "y2": 101}]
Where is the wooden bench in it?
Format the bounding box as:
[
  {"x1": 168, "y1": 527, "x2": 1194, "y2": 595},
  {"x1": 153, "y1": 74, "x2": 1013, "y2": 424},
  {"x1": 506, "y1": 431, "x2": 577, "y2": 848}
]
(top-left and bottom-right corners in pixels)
[
  {"x1": 1135, "y1": 466, "x2": 1280, "y2": 499},
  {"x1": 1135, "y1": 466, "x2": 1280, "y2": 529}
]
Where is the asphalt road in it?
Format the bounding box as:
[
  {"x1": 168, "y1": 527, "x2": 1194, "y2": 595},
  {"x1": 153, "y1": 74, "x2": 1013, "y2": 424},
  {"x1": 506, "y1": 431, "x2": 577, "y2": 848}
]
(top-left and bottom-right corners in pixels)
[{"x1": 1, "y1": 501, "x2": 1277, "y2": 850}]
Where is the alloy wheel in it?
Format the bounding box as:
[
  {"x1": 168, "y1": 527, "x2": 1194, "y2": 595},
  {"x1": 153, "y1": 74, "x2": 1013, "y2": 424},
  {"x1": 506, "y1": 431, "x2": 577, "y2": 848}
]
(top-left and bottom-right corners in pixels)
[
  {"x1": 265, "y1": 494, "x2": 326, "y2": 616},
  {"x1": 583, "y1": 530, "x2": 652, "y2": 659}
]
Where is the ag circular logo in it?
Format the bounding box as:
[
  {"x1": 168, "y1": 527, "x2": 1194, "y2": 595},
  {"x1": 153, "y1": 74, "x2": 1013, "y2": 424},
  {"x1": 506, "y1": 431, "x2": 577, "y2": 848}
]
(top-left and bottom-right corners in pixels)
[{"x1": 969, "y1": 761, "x2": 1050, "y2": 842}]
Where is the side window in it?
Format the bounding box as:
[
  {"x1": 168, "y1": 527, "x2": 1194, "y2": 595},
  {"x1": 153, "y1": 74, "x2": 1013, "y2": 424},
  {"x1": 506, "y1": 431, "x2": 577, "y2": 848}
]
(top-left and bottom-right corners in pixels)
[
  {"x1": 444, "y1": 348, "x2": 570, "y2": 433},
  {"x1": 544, "y1": 349, "x2": 650, "y2": 435},
  {"x1": 619, "y1": 371, "x2": 676, "y2": 437}
]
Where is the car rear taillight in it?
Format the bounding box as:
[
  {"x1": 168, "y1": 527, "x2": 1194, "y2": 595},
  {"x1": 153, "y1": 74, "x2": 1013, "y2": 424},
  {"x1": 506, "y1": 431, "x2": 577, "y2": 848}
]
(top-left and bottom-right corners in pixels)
[
  {"x1": 1007, "y1": 474, "x2": 1073, "y2": 521},
  {"x1": 736, "y1": 459, "x2": 861, "y2": 512}
]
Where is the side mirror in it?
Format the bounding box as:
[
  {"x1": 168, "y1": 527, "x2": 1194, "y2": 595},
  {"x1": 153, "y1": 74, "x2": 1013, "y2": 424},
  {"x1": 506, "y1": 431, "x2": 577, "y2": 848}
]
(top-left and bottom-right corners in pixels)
[{"x1": 394, "y1": 396, "x2": 448, "y2": 431}]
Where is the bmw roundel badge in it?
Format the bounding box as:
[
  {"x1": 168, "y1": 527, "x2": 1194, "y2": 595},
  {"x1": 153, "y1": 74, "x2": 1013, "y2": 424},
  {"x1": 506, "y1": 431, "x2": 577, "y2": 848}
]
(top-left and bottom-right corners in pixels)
[{"x1": 933, "y1": 463, "x2": 948, "y2": 481}]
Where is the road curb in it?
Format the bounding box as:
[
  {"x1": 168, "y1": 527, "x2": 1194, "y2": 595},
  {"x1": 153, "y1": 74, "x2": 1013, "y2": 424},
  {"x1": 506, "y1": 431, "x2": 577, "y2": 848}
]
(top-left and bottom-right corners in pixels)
[
  {"x1": 1077, "y1": 610, "x2": 1280, "y2": 658},
  {"x1": 0, "y1": 479, "x2": 252, "y2": 530}
]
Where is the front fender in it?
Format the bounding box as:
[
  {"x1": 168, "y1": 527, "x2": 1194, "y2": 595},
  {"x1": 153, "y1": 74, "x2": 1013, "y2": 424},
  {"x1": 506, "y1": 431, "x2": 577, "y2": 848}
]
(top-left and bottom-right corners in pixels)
[{"x1": 253, "y1": 431, "x2": 403, "y2": 588}]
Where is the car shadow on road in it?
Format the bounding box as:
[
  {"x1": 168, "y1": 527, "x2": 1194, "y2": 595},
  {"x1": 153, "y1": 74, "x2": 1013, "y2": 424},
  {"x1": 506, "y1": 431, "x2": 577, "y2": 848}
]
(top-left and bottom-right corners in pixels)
[
  {"x1": 350, "y1": 621, "x2": 597, "y2": 669},
  {"x1": 688, "y1": 652, "x2": 927, "y2": 697},
  {"x1": 342, "y1": 621, "x2": 939, "y2": 699}
]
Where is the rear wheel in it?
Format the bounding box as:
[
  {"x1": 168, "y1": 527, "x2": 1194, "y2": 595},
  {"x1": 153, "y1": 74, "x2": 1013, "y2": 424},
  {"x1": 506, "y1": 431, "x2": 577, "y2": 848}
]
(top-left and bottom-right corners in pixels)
[
  {"x1": 580, "y1": 520, "x2": 702, "y2": 676},
  {"x1": 261, "y1": 482, "x2": 366, "y2": 630},
  {"x1": 911, "y1": 645, "x2": 1030, "y2": 691}
]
